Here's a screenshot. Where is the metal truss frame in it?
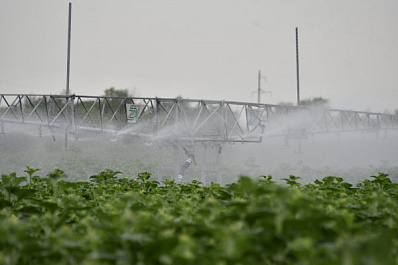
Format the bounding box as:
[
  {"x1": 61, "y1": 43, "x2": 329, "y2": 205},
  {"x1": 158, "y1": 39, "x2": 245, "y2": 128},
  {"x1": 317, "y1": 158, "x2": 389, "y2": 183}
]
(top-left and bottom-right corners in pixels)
[
  {"x1": 2, "y1": 94, "x2": 397, "y2": 140},
  {"x1": 1, "y1": 94, "x2": 398, "y2": 182}
]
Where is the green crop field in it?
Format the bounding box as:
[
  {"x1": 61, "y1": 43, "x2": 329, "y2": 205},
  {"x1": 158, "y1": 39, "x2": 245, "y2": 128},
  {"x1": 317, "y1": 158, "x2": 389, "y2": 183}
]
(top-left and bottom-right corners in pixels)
[{"x1": 1, "y1": 168, "x2": 398, "y2": 264}]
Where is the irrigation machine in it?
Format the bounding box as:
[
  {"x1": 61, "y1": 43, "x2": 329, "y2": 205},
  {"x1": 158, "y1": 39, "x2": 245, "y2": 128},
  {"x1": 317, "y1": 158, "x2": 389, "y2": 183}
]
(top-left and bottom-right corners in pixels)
[{"x1": 1, "y1": 94, "x2": 398, "y2": 184}]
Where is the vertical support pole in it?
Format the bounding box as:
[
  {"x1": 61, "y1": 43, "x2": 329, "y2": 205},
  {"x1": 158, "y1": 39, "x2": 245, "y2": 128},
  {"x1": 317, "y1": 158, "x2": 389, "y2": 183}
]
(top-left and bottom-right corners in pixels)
[
  {"x1": 47, "y1": 96, "x2": 56, "y2": 141},
  {"x1": 157, "y1": 145, "x2": 163, "y2": 182},
  {"x1": 64, "y1": 2, "x2": 72, "y2": 150},
  {"x1": 173, "y1": 144, "x2": 179, "y2": 182},
  {"x1": 296, "y1": 27, "x2": 300, "y2": 106},
  {"x1": 367, "y1": 114, "x2": 370, "y2": 131},
  {"x1": 99, "y1": 98, "x2": 104, "y2": 130},
  {"x1": 201, "y1": 143, "x2": 207, "y2": 185},
  {"x1": 22, "y1": 96, "x2": 27, "y2": 121},
  {"x1": 66, "y1": 2, "x2": 72, "y2": 97},
  {"x1": 49, "y1": 96, "x2": 54, "y2": 123},
  {"x1": 70, "y1": 95, "x2": 75, "y2": 133},
  {"x1": 155, "y1": 98, "x2": 160, "y2": 135},
  {"x1": 216, "y1": 145, "x2": 222, "y2": 184},
  {"x1": 18, "y1": 95, "x2": 24, "y2": 122},
  {"x1": 219, "y1": 101, "x2": 226, "y2": 139},
  {"x1": 174, "y1": 99, "x2": 179, "y2": 140},
  {"x1": 173, "y1": 99, "x2": 180, "y2": 181},
  {"x1": 258, "y1": 70, "x2": 261, "y2": 104}
]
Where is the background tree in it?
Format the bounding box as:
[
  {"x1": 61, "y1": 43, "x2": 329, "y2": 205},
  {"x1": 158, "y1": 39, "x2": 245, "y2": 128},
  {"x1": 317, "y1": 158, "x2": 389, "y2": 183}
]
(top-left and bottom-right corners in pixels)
[
  {"x1": 299, "y1": 97, "x2": 329, "y2": 107},
  {"x1": 103, "y1": 87, "x2": 130, "y2": 98},
  {"x1": 278, "y1": 97, "x2": 329, "y2": 107}
]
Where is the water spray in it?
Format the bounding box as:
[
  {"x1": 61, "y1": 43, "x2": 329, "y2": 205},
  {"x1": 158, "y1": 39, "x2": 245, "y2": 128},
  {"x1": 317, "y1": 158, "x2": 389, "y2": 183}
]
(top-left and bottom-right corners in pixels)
[{"x1": 1, "y1": 94, "x2": 398, "y2": 183}]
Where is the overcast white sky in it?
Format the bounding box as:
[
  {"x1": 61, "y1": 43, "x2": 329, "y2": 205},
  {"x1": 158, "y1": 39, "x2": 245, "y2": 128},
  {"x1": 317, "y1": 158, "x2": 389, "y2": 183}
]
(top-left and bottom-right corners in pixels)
[{"x1": 1, "y1": 0, "x2": 398, "y2": 112}]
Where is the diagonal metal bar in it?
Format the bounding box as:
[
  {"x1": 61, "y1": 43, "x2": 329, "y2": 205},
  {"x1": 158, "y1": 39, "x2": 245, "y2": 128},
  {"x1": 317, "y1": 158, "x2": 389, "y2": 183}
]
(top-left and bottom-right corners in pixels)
[
  {"x1": 191, "y1": 104, "x2": 221, "y2": 135},
  {"x1": 192, "y1": 101, "x2": 205, "y2": 129},
  {"x1": 18, "y1": 95, "x2": 25, "y2": 122},
  {"x1": 24, "y1": 96, "x2": 45, "y2": 122},
  {"x1": 105, "y1": 98, "x2": 126, "y2": 126},
  {"x1": 159, "y1": 102, "x2": 177, "y2": 129},
  {"x1": 49, "y1": 100, "x2": 71, "y2": 126},
  {"x1": 77, "y1": 97, "x2": 99, "y2": 128},
  {"x1": 1, "y1": 96, "x2": 19, "y2": 120},
  {"x1": 227, "y1": 105, "x2": 246, "y2": 139}
]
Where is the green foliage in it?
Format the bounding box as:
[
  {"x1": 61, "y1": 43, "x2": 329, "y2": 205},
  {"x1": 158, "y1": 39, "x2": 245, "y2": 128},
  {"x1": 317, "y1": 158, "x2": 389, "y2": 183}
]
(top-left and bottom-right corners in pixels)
[
  {"x1": 282, "y1": 175, "x2": 301, "y2": 187},
  {"x1": 24, "y1": 166, "x2": 39, "y2": 184},
  {"x1": 89, "y1": 169, "x2": 122, "y2": 184},
  {"x1": 103, "y1": 87, "x2": 130, "y2": 98},
  {"x1": 1, "y1": 170, "x2": 398, "y2": 264},
  {"x1": 47, "y1": 168, "x2": 67, "y2": 180},
  {"x1": 137, "y1": 172, "x2": 151, "y2": 182},
  {"x1": 300, "y1": 97, "x2": 329, "y2": 107}
]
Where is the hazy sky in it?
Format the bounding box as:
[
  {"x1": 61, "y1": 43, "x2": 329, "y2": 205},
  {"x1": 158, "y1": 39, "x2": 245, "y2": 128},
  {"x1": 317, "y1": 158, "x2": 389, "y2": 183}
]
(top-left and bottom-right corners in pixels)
[{"x1": 1, "y1": 0, "x2": 398, "y2": 112}]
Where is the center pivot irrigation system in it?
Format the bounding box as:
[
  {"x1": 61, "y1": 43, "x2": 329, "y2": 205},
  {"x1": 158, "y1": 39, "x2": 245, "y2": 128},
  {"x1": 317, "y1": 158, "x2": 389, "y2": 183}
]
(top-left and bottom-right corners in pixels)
[{"x1": 1, "y1": 94, "x2": 398, "y2": 183}]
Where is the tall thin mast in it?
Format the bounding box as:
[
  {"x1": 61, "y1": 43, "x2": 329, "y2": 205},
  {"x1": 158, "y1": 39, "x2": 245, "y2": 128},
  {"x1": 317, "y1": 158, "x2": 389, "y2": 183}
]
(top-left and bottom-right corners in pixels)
[
  {"x1": 66, "y1": 2, "x2": 72, "y2": 96},
  {"x1": 296, "y1": 27, "x2": 300, "y2": 106},
  {"x1": 64, "y1": 3, "x2": 72, "y2": 151},
  {"x1": 258, "y1": 70, "x2": 261, "y2": 104}
]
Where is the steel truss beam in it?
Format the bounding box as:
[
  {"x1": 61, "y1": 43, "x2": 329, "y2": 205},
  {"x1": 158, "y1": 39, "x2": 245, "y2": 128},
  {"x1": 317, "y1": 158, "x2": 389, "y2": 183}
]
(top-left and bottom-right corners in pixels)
[
  {"x1": 2, "y1": 94, "x2": 398, "y2": 183},
  {"x1": 1, "y1": 94, "x2": 398, "y2": 141}
]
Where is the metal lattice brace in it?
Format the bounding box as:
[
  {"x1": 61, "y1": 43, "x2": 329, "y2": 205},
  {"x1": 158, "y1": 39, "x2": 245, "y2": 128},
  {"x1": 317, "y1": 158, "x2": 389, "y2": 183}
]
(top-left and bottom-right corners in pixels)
[
  {"x1": 2, "y1": 94, "x2": 398, "y2": 183},
  {"x1": 2, "y1": 94, "x2": 397, "y2": 140}
]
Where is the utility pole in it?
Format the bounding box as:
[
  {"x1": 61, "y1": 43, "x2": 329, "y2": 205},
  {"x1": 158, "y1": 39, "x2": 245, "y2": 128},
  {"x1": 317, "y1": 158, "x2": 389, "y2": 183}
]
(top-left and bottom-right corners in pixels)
[
  {"x1": 64, "y1": 2, "x2": 72, "y2": 150},
  {"x1": 296, "y1": 27, "x2": 303, "y2": 154},
  {"x1": 296, "y1": 27, "x2": 300, "y2": 106},
  {"x1": 258, "y1": 70, "x2": 261, "y2": 104},
  {"x1": 66, "y1": 2, "x2": 72, "y2": 97},
  {"x1": 254, "y1": 70, "x2": 271, "y2": 104}
]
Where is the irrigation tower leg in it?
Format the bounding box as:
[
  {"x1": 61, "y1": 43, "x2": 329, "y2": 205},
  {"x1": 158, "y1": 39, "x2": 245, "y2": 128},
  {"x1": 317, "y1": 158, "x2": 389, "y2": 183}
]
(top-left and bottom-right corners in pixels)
[
  {"x1": 178, "y1": 142, "x2": 195, "y2": 182},
  {"x1": 157, "y1": 146, "x2": 163, "y2": 182},
  {"x1": 173, "y1": 144, "x2": 180, "y2": 182},
  {"x1": 201, "y1": 145, "x2": 206, "y2": 185},
  {"x1": 216, "y1": 145, "x2": 222, "y2": 184}
]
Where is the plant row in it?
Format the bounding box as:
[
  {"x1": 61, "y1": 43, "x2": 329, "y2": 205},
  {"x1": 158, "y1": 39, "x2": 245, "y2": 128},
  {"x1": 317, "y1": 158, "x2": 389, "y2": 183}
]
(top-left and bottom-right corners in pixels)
[{"x1": 1, "y1": 168, "x2": 398, "y2": 264}]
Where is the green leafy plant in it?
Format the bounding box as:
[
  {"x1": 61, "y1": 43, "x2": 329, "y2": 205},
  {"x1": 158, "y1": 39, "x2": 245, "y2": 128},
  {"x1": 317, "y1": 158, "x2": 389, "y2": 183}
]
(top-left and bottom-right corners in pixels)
[
  {"x1": 89, "y1": 169, "x2": 122, "y2": 184},
  {"x1": 24, "y1": 166, "x2": 40, "y2": 184},
  {"x1": 1, "y1": 169, "x2": 398, "y2": 265},
  {"x1": 282, "y1": 175, "x2": 301, "y2": 187}
]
